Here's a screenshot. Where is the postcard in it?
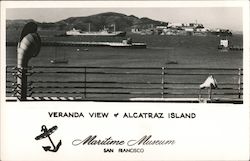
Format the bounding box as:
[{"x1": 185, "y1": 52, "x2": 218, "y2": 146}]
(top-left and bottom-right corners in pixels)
[{"x1": 0, "y1": 0, "x2": 249, "y2": 160}]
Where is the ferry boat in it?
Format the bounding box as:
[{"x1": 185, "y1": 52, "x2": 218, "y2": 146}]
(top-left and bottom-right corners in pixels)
[{"x1": 66, "y1": 24, "x2": 126, "y2": 37}]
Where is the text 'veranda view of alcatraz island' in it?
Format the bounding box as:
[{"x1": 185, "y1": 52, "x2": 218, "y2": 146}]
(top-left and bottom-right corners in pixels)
[{"x1": 6, "y1": 8, "x2": 243, "y2": 103}]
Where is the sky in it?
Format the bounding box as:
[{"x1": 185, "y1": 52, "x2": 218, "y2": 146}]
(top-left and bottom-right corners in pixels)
[{"x1": 6, "y1": 7, "x2": 243, "y2": 31}]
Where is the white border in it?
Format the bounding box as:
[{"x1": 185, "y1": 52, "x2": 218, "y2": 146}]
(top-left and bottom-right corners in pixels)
[
  {"x1": 1, "y1": 1, "x2": 249, "y2": 160},
  {"x1": 1, "y1": 1, "x2": 247, "y2": 8}
]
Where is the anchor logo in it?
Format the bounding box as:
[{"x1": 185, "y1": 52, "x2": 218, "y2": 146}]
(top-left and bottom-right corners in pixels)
[{"x1": 35, "y1": 125, "x2": 62, "y2": 152}]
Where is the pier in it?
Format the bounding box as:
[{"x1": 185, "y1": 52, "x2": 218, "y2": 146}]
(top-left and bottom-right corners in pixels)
[{"x1": 6, "y1": 41, "x2": 147, "y2": 48}]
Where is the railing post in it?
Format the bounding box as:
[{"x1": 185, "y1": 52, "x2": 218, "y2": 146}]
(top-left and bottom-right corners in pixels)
[
  {"x1": 238, "y1": 68, "x2": 241, "y2": 99},
  {"x1": 161, "y1": 67, "x2": 165, "y2": 98},
  {"x1": 84, "y1": 67, "x2": 87, "y2": 98},
  {"x1": 208, "y1": 87, "x2": 212, "y2": 100},
  {"x1": 16, "y1": 67, "x2": 28, "y2": 100}
]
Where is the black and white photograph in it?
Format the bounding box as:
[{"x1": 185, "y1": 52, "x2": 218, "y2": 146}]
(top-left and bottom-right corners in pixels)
[
  {"x1": 1, "y1": 1, "x2": 249, "y2": 161},
  {"x1": 5, "y1": 5, "x2": 244, "y2": 103}
]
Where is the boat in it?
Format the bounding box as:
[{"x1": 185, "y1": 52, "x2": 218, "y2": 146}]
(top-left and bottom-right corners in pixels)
[
  {"x1": 50, "y1": 59, "x2": 68, "y2": 64},
  {"x1": 66, "y1": 24, "x2": 126, "y2": 37},
  {"x1": 66, "y1": 28, "x2": 126, "y2": 37},
  {"x1": 209, "y1": 29, "x2": 232, "y2": 36}
]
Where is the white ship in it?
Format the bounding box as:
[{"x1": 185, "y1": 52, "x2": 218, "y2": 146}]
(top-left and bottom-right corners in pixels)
[{"x1": 66, "y1": 24, "x2": 126, "y2": 37}]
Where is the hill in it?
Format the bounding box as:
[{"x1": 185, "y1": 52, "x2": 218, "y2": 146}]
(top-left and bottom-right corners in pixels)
[{"x1": 6, "y1": 12, "x2": 168, "y2": 32}]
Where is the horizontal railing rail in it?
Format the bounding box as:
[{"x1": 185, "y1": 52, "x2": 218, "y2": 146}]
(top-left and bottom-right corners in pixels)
[{"x1": 6, "y1": 66, "x2": 243, "y2": 103}]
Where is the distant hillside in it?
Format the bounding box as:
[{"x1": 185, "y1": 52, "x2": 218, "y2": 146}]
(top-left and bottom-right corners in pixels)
[
  {"x1": 7, "y1": 19, "x2": 36, "y2": 29},
  {"x1": 6, "y1": 12, "x2": 168, "y2": 31}
]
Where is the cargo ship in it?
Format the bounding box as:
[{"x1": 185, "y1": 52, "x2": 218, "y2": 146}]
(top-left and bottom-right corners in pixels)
[
  {"x1": 209, "y1": 29, "x2": 232, "y2": 37},
  {"x1": 66, "y1": 24, "x2": 126, "y2": 37}
]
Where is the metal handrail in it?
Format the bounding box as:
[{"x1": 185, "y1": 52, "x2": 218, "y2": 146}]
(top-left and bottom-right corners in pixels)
[
  {"x1": 5, "y1": 65, "x2": 242, "y2": 69},
  {"x1": 6, "y1": 66, "x2": 243, "y2": 102}
]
